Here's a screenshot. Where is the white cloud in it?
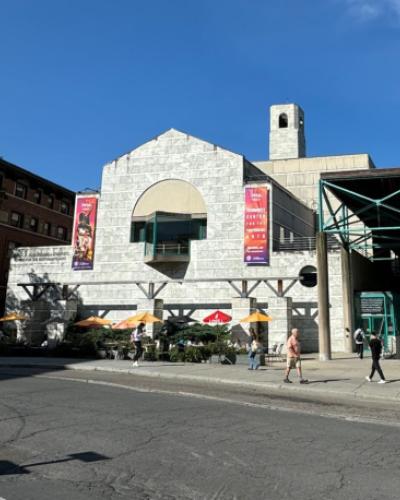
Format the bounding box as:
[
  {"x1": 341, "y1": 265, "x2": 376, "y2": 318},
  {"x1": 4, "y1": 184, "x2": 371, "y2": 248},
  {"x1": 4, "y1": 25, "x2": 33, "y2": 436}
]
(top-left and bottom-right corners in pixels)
[{"x1": 344, "y1": 0, "x2": 400, "y2": 22}]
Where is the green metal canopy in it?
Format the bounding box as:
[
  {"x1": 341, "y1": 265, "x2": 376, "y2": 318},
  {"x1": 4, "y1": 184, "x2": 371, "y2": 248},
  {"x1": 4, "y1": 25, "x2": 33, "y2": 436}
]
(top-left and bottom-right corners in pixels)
[{"x1": 318, "y1": 168, "x2": 400, "y2": 261}]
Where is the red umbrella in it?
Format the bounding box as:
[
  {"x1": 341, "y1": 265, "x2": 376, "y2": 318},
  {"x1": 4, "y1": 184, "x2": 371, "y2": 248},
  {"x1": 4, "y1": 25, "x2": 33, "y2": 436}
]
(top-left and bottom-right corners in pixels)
[{"x1": 203, "y1": 310, "x2": 232, "y2": 324}]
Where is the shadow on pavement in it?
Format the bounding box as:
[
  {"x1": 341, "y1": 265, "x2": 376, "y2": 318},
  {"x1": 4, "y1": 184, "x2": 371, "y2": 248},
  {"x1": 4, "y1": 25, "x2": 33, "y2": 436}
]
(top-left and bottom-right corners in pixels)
[
  {"x1": 0, "y1": 451, "x2": 110, "y2": 476},
  {"x1": 306, "y1": 378, "x2": 351, "y2": 384}
]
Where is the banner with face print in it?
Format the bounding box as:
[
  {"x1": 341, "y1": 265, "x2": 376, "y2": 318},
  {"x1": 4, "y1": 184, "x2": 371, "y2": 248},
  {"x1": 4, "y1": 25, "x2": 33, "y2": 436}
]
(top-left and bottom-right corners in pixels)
[
  {"x1": 244, "y1": 186, "x2": 269, "y2": 264},
  {"x1": 71, "y1": 195, "x2": 99, "y2": 270}
]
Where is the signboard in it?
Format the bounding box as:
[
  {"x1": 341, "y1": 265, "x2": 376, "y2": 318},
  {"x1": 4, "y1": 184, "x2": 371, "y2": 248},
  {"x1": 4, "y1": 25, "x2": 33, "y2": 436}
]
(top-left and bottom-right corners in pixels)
[
  {"x1": 244, "y1": 186, "x2": 269, "y2": 264},
  {"x1": 360, "y1": 297, "x2": 385, "y2": 315},
  {"x1": 71, "y1": 194, "x2": 99, "y2": 271}
]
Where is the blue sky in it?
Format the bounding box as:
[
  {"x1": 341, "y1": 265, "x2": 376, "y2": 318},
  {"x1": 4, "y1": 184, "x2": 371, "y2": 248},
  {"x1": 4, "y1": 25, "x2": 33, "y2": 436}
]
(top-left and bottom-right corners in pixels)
[{"x1": 1, "y1": 0, "x2": 400, "y2": 191}]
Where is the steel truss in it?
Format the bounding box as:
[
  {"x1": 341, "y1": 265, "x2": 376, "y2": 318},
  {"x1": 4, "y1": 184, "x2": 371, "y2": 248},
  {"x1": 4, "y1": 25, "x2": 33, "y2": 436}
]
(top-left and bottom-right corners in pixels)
[{"x1": 318, "y1": 179, "x2": 400, "y2": 261}]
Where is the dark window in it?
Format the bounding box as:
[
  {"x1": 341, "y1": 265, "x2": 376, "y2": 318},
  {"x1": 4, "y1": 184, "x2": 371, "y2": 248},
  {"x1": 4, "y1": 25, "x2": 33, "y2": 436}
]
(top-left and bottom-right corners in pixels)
[
  {"x1": 10, "y1": 211, "x2": 23, "y2": 228},
  {"x1": 130, "y1": 221, "x2": 146, "y2": 242},
  {"x1": 57, "y1": 226, "x2": 67, "y2": 240},
  {"x1": 33, "y1": 190, "x2": 42, "y2": 204},
  {"x1": 47, "y1": 195, "x2": 54, "y2": 209},
  {"x1": 15, "y1": 182, "x2": 27, "y2": 199},
  {"x1": 30, "y1": 217, "x2": 38, "y2": 232},
  {"x1": 60, "y1": 201, "x2": 69, "y2": 215},
  {"x1": 0, "y1": 174, "x2": 3, "y2": 189},
  {"x1": 279, "y1": 113, "x2": 288, "y2": 128},
  {"x1": 43, "y1": 222, "x2": 51, "y2": 236},
  {"x1": 299, "y1": 265, "x2": 317, "y2": 288}
]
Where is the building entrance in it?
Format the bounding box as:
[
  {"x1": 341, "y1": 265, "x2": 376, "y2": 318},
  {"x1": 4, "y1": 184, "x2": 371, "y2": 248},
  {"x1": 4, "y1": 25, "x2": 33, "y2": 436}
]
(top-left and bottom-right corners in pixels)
[{"x1": 355, "y1": 292, "x2": 398, "y2": 354}]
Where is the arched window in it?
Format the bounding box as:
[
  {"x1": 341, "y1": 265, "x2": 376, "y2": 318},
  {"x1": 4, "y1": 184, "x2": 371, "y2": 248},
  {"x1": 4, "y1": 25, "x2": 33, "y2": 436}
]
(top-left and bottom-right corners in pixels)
[
  {"x1": 130, "y1": 179, "x2": 207, "y2": 263},
  {"x1": 279, "y1": 113, "x2": 288, "y2": 128}
]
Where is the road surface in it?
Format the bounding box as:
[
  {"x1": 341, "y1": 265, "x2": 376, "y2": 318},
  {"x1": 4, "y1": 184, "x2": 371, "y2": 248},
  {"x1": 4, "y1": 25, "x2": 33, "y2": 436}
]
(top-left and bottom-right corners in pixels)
[{"x1": 0, "y1": 367, "x2": 399, "y2": 500}]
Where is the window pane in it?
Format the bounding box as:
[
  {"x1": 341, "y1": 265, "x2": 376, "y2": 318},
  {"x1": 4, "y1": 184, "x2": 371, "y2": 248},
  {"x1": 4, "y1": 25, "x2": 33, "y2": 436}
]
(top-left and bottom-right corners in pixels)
[{"x1": 15, "y1": 183, "x2": 27, "y2": 198}]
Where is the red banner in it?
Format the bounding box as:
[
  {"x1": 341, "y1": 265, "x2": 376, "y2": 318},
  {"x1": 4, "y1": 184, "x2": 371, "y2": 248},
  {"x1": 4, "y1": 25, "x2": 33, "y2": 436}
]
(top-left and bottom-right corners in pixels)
[
  {"x1": 71, "y1": 195, "x2": 99, "y2": 271},
  {"x1": 244, "y1": 186, "x2": 269, "y2": 264}
]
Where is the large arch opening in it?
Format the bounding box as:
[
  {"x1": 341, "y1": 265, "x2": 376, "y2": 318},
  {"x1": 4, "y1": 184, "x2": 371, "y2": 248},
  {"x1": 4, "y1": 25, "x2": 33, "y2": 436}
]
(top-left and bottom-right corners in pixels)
[{"x1": 131, "y1": 180, "x2": 207, "y2": 262}]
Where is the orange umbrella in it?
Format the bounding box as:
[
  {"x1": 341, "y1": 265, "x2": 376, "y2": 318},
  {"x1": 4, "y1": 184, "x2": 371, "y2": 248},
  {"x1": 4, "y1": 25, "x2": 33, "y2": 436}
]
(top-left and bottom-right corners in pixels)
[
  {"x1": 112, "y1": 319, "x2": 138, "y2": 330},
  {"x1": 124, "y1": 312, "x2": 163, "y2": 324},
  {"x1": 239, "y1": 311, "x2": 272, "y2": 323},
  {"x1": 74, "y1": 316, "x2": 112, "y2": 328},
  {"x1": 0, "y1": 312, "x2": 28, "y2": 321}
]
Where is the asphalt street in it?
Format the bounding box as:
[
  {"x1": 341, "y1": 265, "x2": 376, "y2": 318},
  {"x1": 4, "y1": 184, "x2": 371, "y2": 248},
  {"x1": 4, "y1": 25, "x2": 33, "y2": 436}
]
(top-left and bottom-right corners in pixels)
[{"x1": 1, "y1": 368, "x2": 400, "y2": 500}]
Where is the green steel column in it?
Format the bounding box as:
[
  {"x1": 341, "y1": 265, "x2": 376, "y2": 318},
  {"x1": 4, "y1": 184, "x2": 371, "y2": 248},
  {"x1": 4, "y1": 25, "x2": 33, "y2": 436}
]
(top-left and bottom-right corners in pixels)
[
  {"x1": 341, "y1": 246, "x2": 354, "y2": 353},
  {"x1": 316, "y1": 232, "x2": 332, "y2": 360}
]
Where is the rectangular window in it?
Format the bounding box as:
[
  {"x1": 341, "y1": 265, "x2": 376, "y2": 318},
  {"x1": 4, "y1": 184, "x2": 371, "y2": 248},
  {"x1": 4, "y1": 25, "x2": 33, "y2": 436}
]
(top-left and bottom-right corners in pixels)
[
  {"x1": 47, "y1": 195, "x2": 54, "y2": 209},
  {"x1": 57, "y1": 226, "x2": 67, "y2": 240},
  {"x1": 10, "y1": 211, "x2": 23, "y2": 228},
  {"x1": 43, "y1": 222, "x2": 51, "y2": 236},
  {"x1": 60, "y1": 201, "x2": 69, "y2": 215},
  {"x1": 130, "y1": 221, "x2": 146, "y2": 242},
  {"x1": 0, "y1": 174, "x2": 3, "y2": 189},
  {"x1": 30, "y1": 217, "x2": 38, "y2": 232},
  {"x1": 15, "y1": 182, "x2": 27, "y2": 199},
  {"x1": 33, "y1": 190, "x2": 42, "y2": 204}
]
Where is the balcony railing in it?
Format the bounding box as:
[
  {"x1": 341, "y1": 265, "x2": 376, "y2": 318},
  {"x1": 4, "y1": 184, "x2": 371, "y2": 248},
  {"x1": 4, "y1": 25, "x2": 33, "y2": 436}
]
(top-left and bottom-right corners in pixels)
[
  {"x1": 144, "y1": 242, "x2": 190, "y2": 263},
  {"x1": 274, "y1": 236, "x2": 341, "y2": 252}
]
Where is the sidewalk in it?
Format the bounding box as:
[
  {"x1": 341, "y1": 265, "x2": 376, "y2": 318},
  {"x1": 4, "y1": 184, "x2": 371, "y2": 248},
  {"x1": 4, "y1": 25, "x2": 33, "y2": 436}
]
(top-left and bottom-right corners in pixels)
[{"x1": 1, "y1": 353, "x2": 400, "y2": 406}]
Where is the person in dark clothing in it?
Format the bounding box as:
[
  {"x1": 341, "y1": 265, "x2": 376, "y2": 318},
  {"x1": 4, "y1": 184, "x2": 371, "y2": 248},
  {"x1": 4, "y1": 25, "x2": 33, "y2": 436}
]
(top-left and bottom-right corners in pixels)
[{"x1": 365, "y1": 332, "x2": 386, "y2": 384}]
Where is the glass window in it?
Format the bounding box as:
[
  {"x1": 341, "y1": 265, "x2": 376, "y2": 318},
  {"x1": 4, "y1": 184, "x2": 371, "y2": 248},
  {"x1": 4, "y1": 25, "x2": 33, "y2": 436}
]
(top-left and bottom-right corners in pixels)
[
  {"x1": 15, "y1": 182, "x2": 27, "y2": 199},
  {"x1": 47, "y1": 195, "x2": 54, "y2": 209},
  {"x1": 0, "y1": 174, "x2": 3, "y2": 189},
  {"x1": 33, "y1": 190, "x2": 42, "y2": 204},
  {"x1": 43, "y1": 222, "x2": 51, "y2": 236},
  {"x1": 60, "y1": 201, "x2": 69, "y2": 214},
  {"x1": 10, "y1": 211, "x2": 23, "y2": 228},
  {"x1": 57, "y1": 226, "x2": 67, "y2": 240},
  {"x1": 131, "y1": 221, "x2": 146, "y2": 242},
  {"x1": 30, "y1": 217, "x2": 38, "y2": 232}
]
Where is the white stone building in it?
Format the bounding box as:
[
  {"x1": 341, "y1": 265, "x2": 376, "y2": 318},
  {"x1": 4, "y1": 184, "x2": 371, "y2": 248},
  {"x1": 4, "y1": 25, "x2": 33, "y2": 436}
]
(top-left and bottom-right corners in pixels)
[{"x1": 6, "y1": 104, "x2": 375, "y2": 352}]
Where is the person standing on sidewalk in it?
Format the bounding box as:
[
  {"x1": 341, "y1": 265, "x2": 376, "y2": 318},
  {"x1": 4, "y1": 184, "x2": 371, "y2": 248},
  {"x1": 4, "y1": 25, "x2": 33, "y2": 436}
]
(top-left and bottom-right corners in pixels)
[
  {"x1": 283, "y1": 328, "x2": 308, "y2": 384},
  {"x1": 131, "y1": 322, "x2": 145, "y2": 367},
  {"x1": 354, "y1": 327, "x2": 365, "y2": 359},
  {"x1": 248, "y1": 328, "x2": 260, "y2": 370},
  {"x1": 365, "y1": 332, "x2": 386, "y2": 384}
]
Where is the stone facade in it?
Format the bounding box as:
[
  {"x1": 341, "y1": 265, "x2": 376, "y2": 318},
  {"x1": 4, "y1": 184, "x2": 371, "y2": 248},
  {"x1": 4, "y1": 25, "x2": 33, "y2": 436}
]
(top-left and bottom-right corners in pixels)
[{"x1": 6, "y1": 128, "x2": 349, "y2": 352}]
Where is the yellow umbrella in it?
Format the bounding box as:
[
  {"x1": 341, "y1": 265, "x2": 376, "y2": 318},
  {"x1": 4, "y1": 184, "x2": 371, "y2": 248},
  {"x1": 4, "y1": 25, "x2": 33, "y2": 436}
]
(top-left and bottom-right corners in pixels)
[
  {"x1": 239, "y1": 311, "x2": 272, "y2": 323},
  {"x1": 74, "y1": 316, "x2": 112, "y2": 328},
  {"x1": 112, "y1": 319, "x2": 138, "y2": 330},
  {"x1": 0, "y1": 312, "x2": 28, "y2": 321},
  {"x1": 125, "y1": 311, "x2": 163, "y2": 324}
]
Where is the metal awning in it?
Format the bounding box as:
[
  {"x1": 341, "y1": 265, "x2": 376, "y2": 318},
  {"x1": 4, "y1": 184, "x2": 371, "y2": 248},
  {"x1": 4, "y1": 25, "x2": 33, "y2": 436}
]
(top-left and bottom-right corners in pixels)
[{"x1": 319, "y1": 168, "x2": 400, "y2": 261}]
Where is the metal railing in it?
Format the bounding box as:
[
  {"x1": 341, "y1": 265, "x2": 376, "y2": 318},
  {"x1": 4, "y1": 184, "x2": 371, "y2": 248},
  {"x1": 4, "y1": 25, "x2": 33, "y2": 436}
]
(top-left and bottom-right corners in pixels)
[
  {"x1": 274, "y1": 236, "x2": 341, "y2": 252},
  {"x1": 145, "y1": 242, "x2": 190, "y2": 258}
]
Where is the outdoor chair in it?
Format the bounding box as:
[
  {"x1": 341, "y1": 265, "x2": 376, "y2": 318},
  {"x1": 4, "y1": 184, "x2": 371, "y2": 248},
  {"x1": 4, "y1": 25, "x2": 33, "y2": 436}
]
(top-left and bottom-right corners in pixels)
[{"x1": 267, "y1": 343, "x2": 284, "y2": 362}]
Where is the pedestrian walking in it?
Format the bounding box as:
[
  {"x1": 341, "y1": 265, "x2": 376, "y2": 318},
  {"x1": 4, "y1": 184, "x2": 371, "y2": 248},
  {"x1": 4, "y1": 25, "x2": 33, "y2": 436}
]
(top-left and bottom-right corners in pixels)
[
  {"x1": 283, "y1": 328, "x2": 308, "y2": 384},
  {"x1": 131, "y1": 322, "x2": 145, "y2": 367},
  {"x1": 354, "y1": 327, "x2": 366, "y2": 359},
  {"x1": 365, "y1": 332, "x2": 386, "y2": 384},
  {"x1": 248, "y1": 328, "x2": 260, "y2": 370}
]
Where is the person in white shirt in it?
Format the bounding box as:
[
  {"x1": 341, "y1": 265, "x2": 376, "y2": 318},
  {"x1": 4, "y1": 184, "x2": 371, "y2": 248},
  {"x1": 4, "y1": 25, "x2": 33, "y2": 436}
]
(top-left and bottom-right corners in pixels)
[
  {"x1": 354, "y1": 327, "x2": 365, "y2": 359},
  {"x1": 131, "y1": 323, "x2": 145, "y2": 367}
]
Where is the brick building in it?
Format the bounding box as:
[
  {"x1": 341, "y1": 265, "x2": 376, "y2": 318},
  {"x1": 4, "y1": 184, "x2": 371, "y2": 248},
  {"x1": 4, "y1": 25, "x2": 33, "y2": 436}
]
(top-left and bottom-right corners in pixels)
[{"x1": 0, "y1": 158, "x2": 75, "y2": 313}]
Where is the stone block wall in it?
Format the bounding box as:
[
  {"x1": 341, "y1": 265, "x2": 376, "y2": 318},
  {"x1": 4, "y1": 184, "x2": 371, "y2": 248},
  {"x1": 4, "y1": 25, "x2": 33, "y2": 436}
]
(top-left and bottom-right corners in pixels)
[{"x1": 6, "y1": 130, "x2": 346, "y2": 352}]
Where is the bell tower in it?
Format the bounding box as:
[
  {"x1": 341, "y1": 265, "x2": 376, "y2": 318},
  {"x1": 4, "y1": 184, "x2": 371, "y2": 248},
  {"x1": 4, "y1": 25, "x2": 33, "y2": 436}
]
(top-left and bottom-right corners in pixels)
[{"x1": 269, "y1": 104, "x2": 306, "y2": 160}]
